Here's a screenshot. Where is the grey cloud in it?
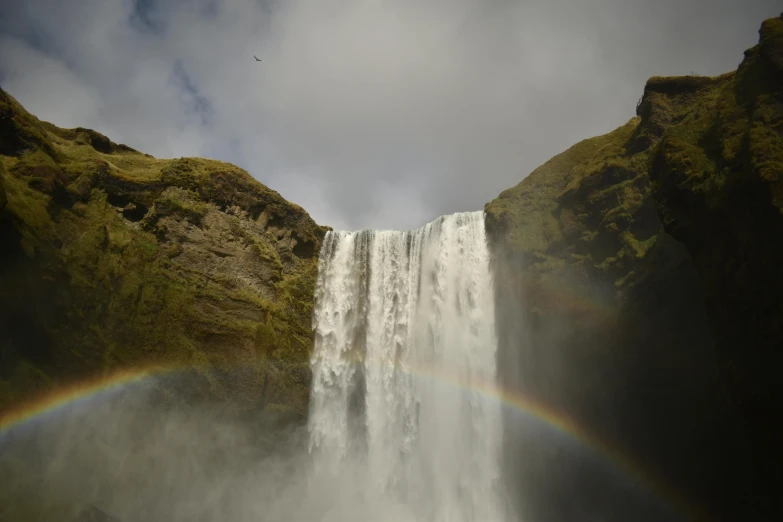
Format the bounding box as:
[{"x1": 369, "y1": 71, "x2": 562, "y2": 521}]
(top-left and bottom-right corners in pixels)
[{"x1": 0, "y1": 0, "x2": 780, "y2": 230}]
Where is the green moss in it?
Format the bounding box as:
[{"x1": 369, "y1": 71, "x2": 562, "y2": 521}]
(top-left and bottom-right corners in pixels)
[
  {"x1": 484, "y1": 15, "x2": 782, "y2": 306},
  {"x1": 267, "y1": 261, "x2": 319, "y2": 362},
  {"x1": 47, "y1": 194, "x2": 197, "y2": 367},
  {"x1": 485, "y1": 118, "x2": 641, "y2": 257},
  {"x1": 644, "y1": 74, "x2": 728, "y2": 96},
  {"x1": 0, "y1": 165, "x2": 6, "y2": 210},
  {"x1": 3, "y1": 173, "x2": 56, "y2": 256},
  {"x1": 0, "y1": 86, "x2": 327, "y2": 418},
  {"x1": 748, "y1": 102, "x2": 783, "y2": 206},
  {"x1": 620, "y1": 231, "x2": 658, "y2": 260},
  {"x1": 155, "y1": 190, "x2": 209, "y2": 225},
  {"x1": 758, "y1": 16, "x2": 783, "y2": 69},
  {"x1": 229, "y1": 220, "x2": 284, "y2": 274},
  {"x1": 0, "y1": 89, "x2": 59, "y2": 160}
]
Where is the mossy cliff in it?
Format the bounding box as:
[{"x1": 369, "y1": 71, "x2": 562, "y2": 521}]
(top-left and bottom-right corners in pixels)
[
  {"x1": 0, "y1": 87, "x2": 329, "y2": 422},
  {"x1": 486, "y1": 14, "x2": 783, "y2": 522}
]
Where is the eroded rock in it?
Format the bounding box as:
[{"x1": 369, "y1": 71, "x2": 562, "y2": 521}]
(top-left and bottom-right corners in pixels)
[{"x1": 0, "y1": 87, "x2": 328, "y2": 421}]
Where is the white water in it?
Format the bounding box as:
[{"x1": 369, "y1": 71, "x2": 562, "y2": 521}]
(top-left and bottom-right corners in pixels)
[{"x1": 308, "y1": 211, "x2": 507, "y2": 522}]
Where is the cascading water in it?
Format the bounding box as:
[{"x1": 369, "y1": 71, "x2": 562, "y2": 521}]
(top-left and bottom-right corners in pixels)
[{"x1": 308, "y1": 211, "x2": 507, "y2": 522}]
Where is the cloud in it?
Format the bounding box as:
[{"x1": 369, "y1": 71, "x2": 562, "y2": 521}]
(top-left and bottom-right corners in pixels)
[
  {"x1": 0, "y1": 36, "x2": 102, "y2": 129},
  {"x1": 1, "y1": 0, "x2": 781, "y2": 230}
]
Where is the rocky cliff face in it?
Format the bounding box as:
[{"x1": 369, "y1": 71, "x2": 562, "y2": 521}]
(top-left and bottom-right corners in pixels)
[
  {"x1": 0, "y1": 87, "x2": 328, "y2": 422},
  {"x1": 486, "y1": 14, "x2": 783, "y2": 522}
]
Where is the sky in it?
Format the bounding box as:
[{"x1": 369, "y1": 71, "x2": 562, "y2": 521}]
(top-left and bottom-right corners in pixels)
[{"x1": 0, "y1": 0, "x2": 780, "y2": 231}]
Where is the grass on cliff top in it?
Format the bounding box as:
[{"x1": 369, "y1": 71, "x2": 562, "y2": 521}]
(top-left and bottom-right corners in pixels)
[
  {"x1": 484, "y1": 57, "x2": 756, "y2": 256},
  {"x1": 56, "y1": 135, "x2": 286, "y2": 202},
  {"x1": 651, "y1": 20, "x2": 783, "y2": 208},
  {"x1": 0, "y1": 89, "x2": 60, "y2": 160},
  {"x1": 485, "y1": 118, "x2": 641, "y2": 253},
  {"x1": 0, "y1": 87, "x2": 320, "y2": 231},
  {"x1": 483, "y1": 10, "x2": 783, "y2": 312}
]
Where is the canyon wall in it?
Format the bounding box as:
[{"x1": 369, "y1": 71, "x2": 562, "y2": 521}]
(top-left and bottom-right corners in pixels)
[
  {"x1": 485, "y1": 14, "x2": 783, "y2": 521},
  {"x1": 0, "y1": 87, "x2": 328, "y2": 423}
]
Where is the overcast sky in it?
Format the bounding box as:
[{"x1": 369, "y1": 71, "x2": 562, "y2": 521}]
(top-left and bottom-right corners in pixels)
[{"x1": 0, "y1": 0, "x2": 779, "y2": 230}]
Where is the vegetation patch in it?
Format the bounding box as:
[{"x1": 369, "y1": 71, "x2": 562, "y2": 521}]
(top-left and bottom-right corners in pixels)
[{"x1": 0, "y1": 86, "x2": 328, "y2": 419}]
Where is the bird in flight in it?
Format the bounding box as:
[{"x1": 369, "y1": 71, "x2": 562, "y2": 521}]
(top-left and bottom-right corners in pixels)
[{"x1": 254, "y1": 55, "x2": 262, "y2": 61}]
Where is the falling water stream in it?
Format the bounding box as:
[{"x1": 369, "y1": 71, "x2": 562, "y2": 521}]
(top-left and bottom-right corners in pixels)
[{"x1": 308, "y1": 211, "x2": 507, "y2": 522}]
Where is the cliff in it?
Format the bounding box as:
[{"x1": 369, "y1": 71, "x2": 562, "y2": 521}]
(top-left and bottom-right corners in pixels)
[
  {"x1": 486, "y1": 14, "x2": 783, "y2": 522},
  {"x1": 0, "y1": 87, "x2": 329, "y2": 423}
]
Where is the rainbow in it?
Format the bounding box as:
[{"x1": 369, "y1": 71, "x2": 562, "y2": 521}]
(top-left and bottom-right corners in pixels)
[
  {"x1": 0, "y1": 357, "x2": 706, "y2": 521},
  {"x1": 403, "y1": 362, "x2": 707, "y2": 521},
  {"x1": 336, "y1": 353, "x2": 708, "y2": 522},
  {"x1": 0, "y1": 364, "x2": 178, "y2": 435}
]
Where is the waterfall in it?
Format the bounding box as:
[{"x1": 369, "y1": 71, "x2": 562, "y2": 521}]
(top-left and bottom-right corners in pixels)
[{"x1": 308, "y1": 211, "x2": 506, "y2": 522}]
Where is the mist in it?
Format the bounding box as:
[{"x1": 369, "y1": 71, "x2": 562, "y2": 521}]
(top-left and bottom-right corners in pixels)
[
  {"x1": 0, "y1": 375, "x2": 443, "y2": 522},
  {"x1": 0, "y1": 381, "x2": 295, "y2": 521},
  {"x1": 0, "y1": 364, "x2": 689, "y2": 522},
  {"x1": 490, "y1": 221, "x2": 758, "y2": 520}
]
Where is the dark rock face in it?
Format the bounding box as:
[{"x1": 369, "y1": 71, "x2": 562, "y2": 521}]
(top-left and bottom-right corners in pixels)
[
  {"x1": 0, "y1": 87, "x2": 329, "y2": 421},
  {"x1": 486, "y1": 14, "x2": 783, "y2": 522},
  {"x1": 647, "y1": 16, "x2": 783, "y2": 518}
]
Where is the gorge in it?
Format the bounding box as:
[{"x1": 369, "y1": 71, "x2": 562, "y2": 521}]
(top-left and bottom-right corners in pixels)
[{"x1": 0, "y1": 12, "x2": 782, "y2": 522}]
